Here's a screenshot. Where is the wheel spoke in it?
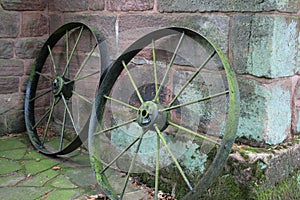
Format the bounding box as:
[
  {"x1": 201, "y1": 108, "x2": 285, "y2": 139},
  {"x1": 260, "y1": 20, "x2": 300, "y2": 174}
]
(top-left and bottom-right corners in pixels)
[
  {"x1": 152, "y1": 40, "x2": 159, "y2": 100},
  {"x1": 155, "y1": 131, "x2": 160, "y2": 200},
  {"x1": 122, "y1": 61, "x2": 144, "y2": 104},
  {"x1": 120, "y1": 130, "x2": 146, "y2": 199},
  {"x1": 162, "y1": 90, "x2": 229, "y2": 112},
  {"x1": 169, "y1": 50, "x2": 216, "y2": 107},
  {"x1": 66, "y1": 30, "x2": 69, "y2": 63},
  {"x1": 154, "y1": 125, "x2": 193, "y2": 191},
  {"x1": 99, "y1": 128, "x2": 144, "y2": 174},
  {"x1": 41, "y1": 98, "x2": 56, "y2": 145},
  {"x1": 48, "y1": 45, "x2": 58, "y2": 75},
  {"x1": 168, "y1": 120, "x2": 220, "y2": 145},
  {"x1": 32, "y1": 97, "x2": 60, "y2": 129},
  {"x1": 72, "y1": 90, "x2": 93, "y2": 104},
  {"x1": 72, "y1": 70, "x2": 100, "y2": 82},
  {"x1": 95, "y1": 118, "x2": 137, "y2": 136},
  {"x1": 36, "y1": 71, "x2": 53, "y2": 81},
  {"x1": 63, "y1": 26, "x2": 84, "y2": 76},
  {"x1": 29, "y1": 89, "x2": 52, "y2": 102},
  {"x1": 59, "y1": 105, "x2": 67, "y2": 151},
  {"x1": 61, "y1": 94, "x2": 79, "y2": 136},
  {"x1": 104, "y1": 95, "x2": 139, "y2": 111},
  {"x1": 154, "y1": 32, "x2": 185, "y2": 102},
  {"x1": 74, "y1": 43, "x2": 98, "y2": 80}
]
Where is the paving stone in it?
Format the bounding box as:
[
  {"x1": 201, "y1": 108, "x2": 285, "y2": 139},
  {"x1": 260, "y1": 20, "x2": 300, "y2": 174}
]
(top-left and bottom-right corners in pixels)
[
  {"x1": 45, "y1": 189, "x2": 84, "y2": 200},
  {"x1": 64, "y1": 168, "x2": 97, "y2": 188},
  {"x1": 0, "y1": 148, "x2": 27, "y2": 160},
  {"x1": 0, "y1": 187, "x2": 51, "y2": 200},
  {"x1": 0, "y1": 137, "x2": 27, "y2": 151},
  {"x1": 24, "y1": 159, "x2": 59, "y2": 175},
  {"x1": 18, "y1": 169, "x2": 59, "y2": 187},
  {"x1": 50, "y1": 175, "x2": 78, "y2": 189},
  {"x1": 23, "y1": 149, "x2": 49, "y2": 160},
  {"x1": 0, "y1": 171, "x2": 25, "y2": 187},
  {"x1": 0, "y1": 158, "x2": 22, "y2": 176},
  {"x1": 66, "y1": 153, "x2": 91, "y2": 167}
]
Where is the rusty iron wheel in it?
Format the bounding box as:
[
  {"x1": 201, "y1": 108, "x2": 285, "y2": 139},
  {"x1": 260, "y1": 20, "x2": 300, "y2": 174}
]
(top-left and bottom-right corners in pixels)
[
  {"x1": 24, "y1": 22, "x2": 108, "y2": 156},
  {"x1": 89, "y1": 27, "x2": 240, "y2": 199}
]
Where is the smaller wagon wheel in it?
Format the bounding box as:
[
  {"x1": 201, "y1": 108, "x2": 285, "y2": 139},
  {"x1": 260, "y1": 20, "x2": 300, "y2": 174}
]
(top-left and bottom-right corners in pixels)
[
  {"x1": 24, "y1": 22, "x2": 108, "y2": 155},
  {"x1": 89, "y1": 27, "x2": 239, "y2": 199}
]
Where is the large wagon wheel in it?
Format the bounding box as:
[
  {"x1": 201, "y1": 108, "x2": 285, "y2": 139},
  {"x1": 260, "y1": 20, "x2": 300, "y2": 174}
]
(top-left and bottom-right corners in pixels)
[
  {"x1": 89, "y1": 27, "x2": 240, "y2": 199},
  {"x1": 24, "y1": 22, "x2": 108, "y2": 156}
]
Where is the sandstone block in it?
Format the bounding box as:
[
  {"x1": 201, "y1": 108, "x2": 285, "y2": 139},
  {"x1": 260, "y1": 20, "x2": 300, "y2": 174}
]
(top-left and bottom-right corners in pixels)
[
  {"x1": 231, "y1": 14, "x2": 299, "y2": 78},
  {"x1": 0, "y1": 78, "x2": 19, "y2": 94},
  {"x1": 118, "y1": 14, "x2": 229, "y2": 55},
  {"x1": 106, "y1": 0, "x2": 153, "y2": 11},
  {"x1": 0, "y1": 40, "x2": 14, "y2": 59},
  {"x1": 22, "y1": 13, "x2": 48, "y2": 37},
  {"x1": 49, "y1": 0, "x2": 88, "y2": 12},
  {"x1": 238, "y1": 77, "x2": 292, "y2": 145},
  {"x1": 89, "y1": 0, "x2": 105, "y2": 11},
  {"x1": 1, "y1": 0, "x2": 46, "y2": 11},
  {"x1": 0, "y1": 59, "x2": 24, "y2": 77},
  {"x1": 158, "y1": 0, "x2": 299, "y2": 13},
  {"x1": 0, "y1": 10, "x2": 20, "y2": 38},
  {"x1": 15, "y1": 38, "x2": 45, "y2": 59}
]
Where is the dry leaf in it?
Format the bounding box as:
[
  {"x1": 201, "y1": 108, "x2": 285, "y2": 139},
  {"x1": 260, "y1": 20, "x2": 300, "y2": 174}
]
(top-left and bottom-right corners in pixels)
[{"x1": 52, "y1": 166, "x2": 61, "y2": 170}]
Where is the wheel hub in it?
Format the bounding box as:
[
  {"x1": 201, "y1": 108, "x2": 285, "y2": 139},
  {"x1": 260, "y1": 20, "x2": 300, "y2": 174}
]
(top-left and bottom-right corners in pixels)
[
  {"x1": 137, "y1": 101, "x2": 168, "y2": 131},
  {"x1": 52, "y1": 76, "x2": 74, "y2": 99}
]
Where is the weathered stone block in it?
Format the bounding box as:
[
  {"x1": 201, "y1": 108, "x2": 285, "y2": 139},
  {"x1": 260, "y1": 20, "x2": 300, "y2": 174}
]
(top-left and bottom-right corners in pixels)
[
  {"x1": 292, "y1": 77, "x2": 300, "y2": 134},
  {"x1": 204, "y1": 143, "x2": 300, "y2": 199},
  {"x1": 118, "y1": 14, "x2": 229, "y2": 55},
  {"x1": 1, "y1": 0, "x2": 46, "y2": 11},
  {"x1": 20, "y1": 76, "x2": 29, "y2": 93},
  {"x1": 232, "y1": 14, "x2": 299, "y2": 78},
  {"x1": 15, "y1": 38, "x2": 45, "y2": 59},
  {"x1": 64, "y1": 13, "x2": 116, "y2": 60},
  {"x1": 21, "y1": 13, "x2": 48, "y2": 37},
  {"x1": 89, "y1": 0, "x2": 105, "y2": 11},
  {"x1": 158, "y1": 0, "x2": 299, "y2": 13},
  {"x1": 106, "y1": 0, "x2": 153, "y2": 11},
  {"x1": 0, "y1": 10, "x2": 20, "y2": 38},
  {"x1": 238, "y1": 77, "x2": 292, "y2": 145},
  {"x1": 0, "y1": 40, "x2": 14, "y2": 59},
  {"x1": 64, "y1": 14, "x2": 116, "y2": 37},
  {"x1": 0, "y1": 59, "x2": 24, "y2": 77},
  {"x1": 6, "y1": 110, "x2": 26, "y2": 133},
  {"x1": 0, "y1": 94, "x2": 25, "y2": 134},
  {"x1": 0, "y1": 78, "x2": 19, "y2": 94},
  {"x1": 49, "y1": 14, "x2": 63, "y2": 34},
  {"x1": 0, "y1": 115, "x2": 6, "y2": 136},
  {"x1": 49, "y1": 0, "x2": 88, "y2": 12}
]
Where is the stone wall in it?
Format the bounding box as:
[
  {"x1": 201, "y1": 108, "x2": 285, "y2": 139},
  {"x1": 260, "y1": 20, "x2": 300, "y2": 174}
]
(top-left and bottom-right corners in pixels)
[
  {"x1": 0, "y1": 0, "x2": 48, "y2": 134},
  {"x1": 1, "y1": 0, "x2": 300, "y2": 147}
]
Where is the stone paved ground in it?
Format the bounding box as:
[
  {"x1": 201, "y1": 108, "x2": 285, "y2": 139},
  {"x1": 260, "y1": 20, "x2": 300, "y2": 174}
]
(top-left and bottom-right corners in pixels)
[{"x1": 0, "y1": 133, "x2": 99, "y2": 200}]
